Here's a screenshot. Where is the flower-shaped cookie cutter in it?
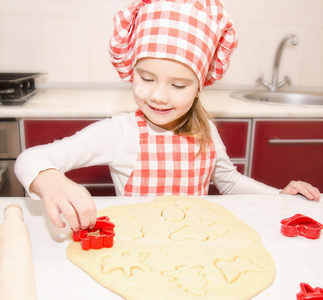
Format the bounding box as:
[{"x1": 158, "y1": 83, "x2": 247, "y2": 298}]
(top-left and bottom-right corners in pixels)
[
  {"x1": 72, "y1": 216, "x2": 115, "y2": 250},
  {"x1": 297, "y1": 283, "x2": 323, "y2": 299},
  {"x1": 280, "y1": 214, "x2": 323, "y2": 239}
]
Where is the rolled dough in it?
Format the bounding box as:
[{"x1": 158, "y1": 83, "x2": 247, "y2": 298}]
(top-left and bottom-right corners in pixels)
[{"x1": 67, "y1": 196, "x2": 275, "y2": 299}]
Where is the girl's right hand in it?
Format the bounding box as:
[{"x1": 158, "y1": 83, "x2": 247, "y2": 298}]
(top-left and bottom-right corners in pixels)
[
  {"x1": 280, "y1": 180, "x2": 321, "y2": 202},
  {"x1": 30, "y1": 169, "x2": 97, "y2": 231}
]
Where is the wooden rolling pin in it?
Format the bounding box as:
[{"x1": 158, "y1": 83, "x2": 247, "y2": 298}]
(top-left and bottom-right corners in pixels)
[{"x1": 0, "y1": 204, "x2": 37, "y2": 300}]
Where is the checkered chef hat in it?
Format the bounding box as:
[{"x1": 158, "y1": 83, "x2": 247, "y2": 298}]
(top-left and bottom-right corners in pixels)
[{"x1": 109, "y1": 0, "x2": 238, "y2": 87}]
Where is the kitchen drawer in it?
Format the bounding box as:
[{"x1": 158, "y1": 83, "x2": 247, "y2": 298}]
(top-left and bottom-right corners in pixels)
[
  {"x1": 24, "y1": 119, "x2": 99, "y2": 148},
  {"x1": 250, "y1": 119, "x2": 323, "y2": 190},
  {"x1": 85, "y1": 184, "x2": 116, "y2": 196},
  {"x1": 23, "y1": 119, "x2": 114, "y2": 195}
]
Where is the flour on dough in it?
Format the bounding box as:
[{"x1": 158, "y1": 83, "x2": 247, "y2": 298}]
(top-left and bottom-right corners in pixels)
[{"x1": 67, "y1": 196, "x2": 275, "y2": 300}]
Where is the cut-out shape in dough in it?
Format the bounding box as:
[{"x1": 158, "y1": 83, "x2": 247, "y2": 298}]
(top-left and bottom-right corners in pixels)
[
  {"x1": 198, "y1": 213, "x2": 224, "y2": 227},
  {"x1": 161, "y1": 206, "x2": 186, "y2": 222},
  {"x1": 101, "y1": 252, "x2": 152, "y2": 277},
  {"x1": 162, "y1": 266, "x2": 209, "y2": 296},
  {"x1": 206, "y1": 223, "x2": 228, "y2": 237},
  {"x1": 214, "y1": 256, "x2": 265, "y2": 283},
  {"x1": 169, "y1": 225, "x2": 209, "y2": 241}
]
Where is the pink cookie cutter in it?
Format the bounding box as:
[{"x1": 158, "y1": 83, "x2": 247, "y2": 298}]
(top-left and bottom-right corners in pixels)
[
  {"x1": 297, "y1": 283, "x2": 323, "y2": 300},
  {"x1": 280, "y1": 214, "x2": 323, "y2": 239},
  {"x1": 72, "y1": 216, "x2": 115, "y2": 250}
]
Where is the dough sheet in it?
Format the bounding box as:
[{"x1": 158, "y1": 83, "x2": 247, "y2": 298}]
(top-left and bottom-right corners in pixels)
[{"x1": 67, "y1": 196, "x2": 276, "y2": 299}]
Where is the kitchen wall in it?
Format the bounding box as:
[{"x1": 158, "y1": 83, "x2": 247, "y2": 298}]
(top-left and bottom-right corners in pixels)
[{"x1": 0, "y1": 0, "x2": 322, "y2": 89}]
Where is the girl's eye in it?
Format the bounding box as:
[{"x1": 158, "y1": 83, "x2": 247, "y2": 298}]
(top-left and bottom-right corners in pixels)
[
  {"x1": 141, "y1": 76, "x2": 153, "y2": 82},
  {"x1": 172, "y1": 84, "x2": 186, "y2": 89}
]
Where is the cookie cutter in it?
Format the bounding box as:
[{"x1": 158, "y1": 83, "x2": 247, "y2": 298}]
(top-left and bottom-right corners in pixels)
[
  {"x1": 297, "y1": 283, "x2": 323, "y2": 300},
  {"x1": 72, "y1": 216, "x2": 115, "y2": 250},
  {"x1": 280, "y1": 214, "x2": 323, "y2": 239}
]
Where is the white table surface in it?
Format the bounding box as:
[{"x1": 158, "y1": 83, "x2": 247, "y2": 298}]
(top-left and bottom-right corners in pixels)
[{"x1": 1, "y1": 194, "x2": 322, "y2": 299}]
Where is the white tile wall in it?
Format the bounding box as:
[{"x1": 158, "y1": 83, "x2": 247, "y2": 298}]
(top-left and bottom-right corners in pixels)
[{"x1": 0, "y1": 0, "x2": 322, "y2": 88}]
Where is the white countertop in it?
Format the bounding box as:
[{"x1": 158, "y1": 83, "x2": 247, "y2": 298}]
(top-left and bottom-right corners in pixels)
[
  {"x1": 1, "y1": 88, "x2": 323, "y2": 119},
  {"x1": 0, "y1": 194, "x2": 322, "y2": 300}
]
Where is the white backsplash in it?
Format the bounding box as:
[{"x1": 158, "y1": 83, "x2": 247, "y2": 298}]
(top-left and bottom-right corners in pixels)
[{"x1": 0, "y1": 0, "x2": 322, "y2": 88}]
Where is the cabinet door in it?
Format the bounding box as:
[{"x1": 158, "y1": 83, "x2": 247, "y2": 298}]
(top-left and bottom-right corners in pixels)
[
  {"x1": 208, "y1": 120, "x2": 250, "y2": 195},
  {"x1": 24, "y1": 119, "x2": 96, "y2": 148},
  {"x1": 251, "y1": 120, "x2": 323, "y2": 190},
  {"x1": 23, "y1": 119, "x2": 116, "y2": 196},
  {"x1": 215, "y1": 120, "x2": 250, "y2": 159}
]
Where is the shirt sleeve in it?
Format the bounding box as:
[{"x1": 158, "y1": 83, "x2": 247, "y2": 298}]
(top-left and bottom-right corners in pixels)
[
  {"x1": 210, "y1": 121, "x2": 280, "y2": 195},
  {"x1": 14, "y1": 117, "x2": 125, "y2": 199}
]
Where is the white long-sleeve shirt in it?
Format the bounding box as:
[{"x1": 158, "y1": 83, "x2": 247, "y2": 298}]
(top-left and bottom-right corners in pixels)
[{"x1": 15, "y1": 112, "x2": 279, "y2": 199}]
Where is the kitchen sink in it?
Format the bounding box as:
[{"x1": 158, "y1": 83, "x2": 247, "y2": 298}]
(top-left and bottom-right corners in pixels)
[{"x1": 230, "y1": 91, "x2": 323, "y2": 106}]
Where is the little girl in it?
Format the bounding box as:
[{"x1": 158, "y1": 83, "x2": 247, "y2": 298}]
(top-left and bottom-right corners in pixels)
[{"x1": 15, "y1": 0, "x2": 320, "y2": 231}]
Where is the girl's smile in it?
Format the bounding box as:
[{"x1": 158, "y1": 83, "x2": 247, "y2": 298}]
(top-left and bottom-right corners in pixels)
[
  {"x1": 133, "y1": 58, "x2": 199, "y2": 131},
  {"x1": 147, "y1": 104, "x2": 173, "y2": 113}
]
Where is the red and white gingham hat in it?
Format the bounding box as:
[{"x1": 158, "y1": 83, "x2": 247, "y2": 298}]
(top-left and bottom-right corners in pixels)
[{"x1": 109, "y1": 0, "x2": 238, "y2": 87}]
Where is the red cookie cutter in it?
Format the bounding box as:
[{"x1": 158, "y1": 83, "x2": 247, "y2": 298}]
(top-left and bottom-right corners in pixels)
[
  {"x1": 280, "y1": 214, "x2": 323, "y2": 239},
  {"x1": 297, "y1": 283, "x2": 323, "y2": 300},
  {"x1": 72, "y1": 216, "x2": 115, "y2": 250}
]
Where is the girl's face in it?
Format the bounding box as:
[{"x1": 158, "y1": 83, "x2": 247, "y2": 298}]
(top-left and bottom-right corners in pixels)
[{"x1": 133, "y1": 58, "x2": 199, "y2": 131}]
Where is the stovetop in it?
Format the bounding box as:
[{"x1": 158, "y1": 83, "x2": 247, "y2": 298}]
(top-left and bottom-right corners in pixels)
[{"x1": 0, "y1": 72, "x2": 46, "y2": 106}]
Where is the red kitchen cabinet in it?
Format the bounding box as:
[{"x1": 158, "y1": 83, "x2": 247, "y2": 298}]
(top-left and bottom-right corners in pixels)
[
  {"x1": 215, "y1": 120, "x2": 250, "y2": 159},
  {"x1": 23, "y1": 118, "x2": 251, "y2": 196},
  {"x1": 250, "y1": 119, "x2": 323, "y2": 191},
  {"x1": 23, "y1": 119, "x2": 116, "y2": 196},
  {"x1": 209, "y1": 119, "x2": 251, "y2": 195}
]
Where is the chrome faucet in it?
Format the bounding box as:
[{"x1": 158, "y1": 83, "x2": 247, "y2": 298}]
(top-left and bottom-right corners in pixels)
[{"x1": 256, "y1": 34, "x2": 298, "y2": 92}]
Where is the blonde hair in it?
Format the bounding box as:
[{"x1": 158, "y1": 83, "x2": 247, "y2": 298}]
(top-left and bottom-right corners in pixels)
[{"x1": 173, "y1": 97, "x2": 212, "y2": 152}]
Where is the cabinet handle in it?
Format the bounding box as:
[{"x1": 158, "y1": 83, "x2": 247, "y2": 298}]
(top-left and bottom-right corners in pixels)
[{"x1": 269, "y1": 139, "x2": 323, "y2": 144}]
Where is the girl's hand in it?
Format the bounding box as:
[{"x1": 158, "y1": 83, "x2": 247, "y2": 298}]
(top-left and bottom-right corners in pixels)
[
  {"x1": 280, "y1": 180, "x2": 321, "y2": 202},
  {"x1": 30, "y1": 169, "x2": 97, "y2": 231}
]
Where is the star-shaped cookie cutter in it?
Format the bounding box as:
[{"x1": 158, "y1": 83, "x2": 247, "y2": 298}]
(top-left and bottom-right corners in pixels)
[
  {"x1": 280, "y1": 214, "x2": 323, "y2": 239},
  {"x1": 72, "y1": 216, "x2": 115, "y2": 250},
  {"x1": 297, "y1": 283, "x2": 323, "y2": 299}
]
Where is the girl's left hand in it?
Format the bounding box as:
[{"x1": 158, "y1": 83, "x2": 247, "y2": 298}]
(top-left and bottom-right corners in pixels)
[{"x1": 280, "y1": 180, "x2": 321, "y2": 202}]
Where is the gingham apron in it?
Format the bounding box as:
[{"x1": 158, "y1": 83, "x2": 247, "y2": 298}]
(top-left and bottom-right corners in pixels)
[{"x1": 124, "y1": 110, "x2": 216, "y2": 196}]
